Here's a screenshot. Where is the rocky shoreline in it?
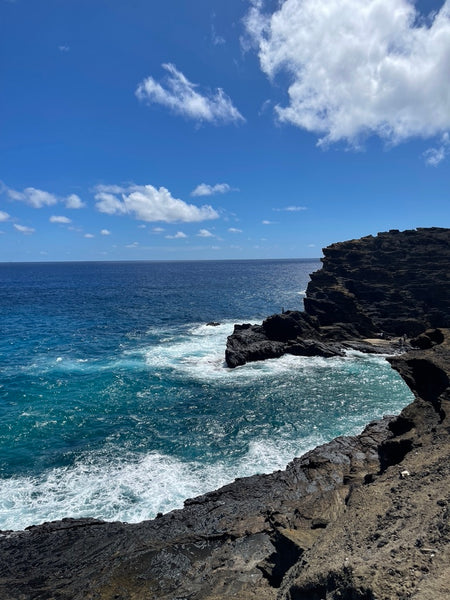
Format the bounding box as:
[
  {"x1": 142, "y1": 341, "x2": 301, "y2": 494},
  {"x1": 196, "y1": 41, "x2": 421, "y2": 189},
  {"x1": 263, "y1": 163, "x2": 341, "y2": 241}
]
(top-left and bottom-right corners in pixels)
[{"x1": 1, "y1": 227, "x2": 449, "y2": 599}]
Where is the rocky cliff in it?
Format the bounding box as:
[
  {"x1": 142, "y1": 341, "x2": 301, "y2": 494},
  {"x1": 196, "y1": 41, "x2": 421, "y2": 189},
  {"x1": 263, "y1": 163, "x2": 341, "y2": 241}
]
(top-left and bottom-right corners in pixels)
[
  {"x1": 1, "y1": 228, "x2": 449, "y2": 600},
  {"x1": 226, "y1": 227, "x2": 450, "y2": 367}
]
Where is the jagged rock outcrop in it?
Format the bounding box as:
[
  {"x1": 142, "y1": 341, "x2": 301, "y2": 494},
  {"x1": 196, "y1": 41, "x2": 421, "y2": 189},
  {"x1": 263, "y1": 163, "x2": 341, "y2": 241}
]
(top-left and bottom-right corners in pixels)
[
  {"x1": 226, "y1": 228, "x2": 450, "y2": 368},
  {"x1": 225, "y1": 313, "x2": 345, "y2": 368},
  {"x1": 305, "y1": 227, "x2": 450, "y2": 335}
]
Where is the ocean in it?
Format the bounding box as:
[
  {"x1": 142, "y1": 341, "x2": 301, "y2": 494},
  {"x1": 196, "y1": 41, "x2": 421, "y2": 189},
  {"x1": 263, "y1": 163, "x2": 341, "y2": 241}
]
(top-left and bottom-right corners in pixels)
[{"x1": 0, "y1": 260, "x2": 413, "y2": 531}]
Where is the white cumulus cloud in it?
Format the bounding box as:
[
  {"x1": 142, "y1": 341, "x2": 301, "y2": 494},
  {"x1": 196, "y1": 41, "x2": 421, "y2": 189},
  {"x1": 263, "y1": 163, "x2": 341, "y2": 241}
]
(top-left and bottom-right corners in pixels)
[
  {"x1": 65, "y1": 194, "x2": 85, "y2": 209},
  {"x1": 228, "y1": 227, "x2": 243, "y2": 233},
  {"x1": 94, "y1": 183, "x2": 219, "y2": 223},
  {"x1": 191, "y1": 183, "x2": 234, "y2": 197},
  {"x1": 84, "y1": 233, "x2": 94, "y2": 238},
  {"x1": 50, "y1": 215, "x2": 72, "y2": 224},
  {"x1": 100, "y1": 229, "x2": 111, "y2": 236},
  {"x1": 245, "y1": 0, "x2": 450, "y2": 147},
  {"x1": 136, "y1": 63, "x2": 245, "y2": 125},
  {"x1": 0, "y1": 211, "x2": 10, "y2": 222}
]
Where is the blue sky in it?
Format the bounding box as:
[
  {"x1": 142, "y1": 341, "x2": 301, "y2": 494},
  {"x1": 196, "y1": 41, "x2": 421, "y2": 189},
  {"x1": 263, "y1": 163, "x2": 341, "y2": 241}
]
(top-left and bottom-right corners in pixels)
[{"x1": 1, "y1": 0, "x2": 449, "y2": 261}]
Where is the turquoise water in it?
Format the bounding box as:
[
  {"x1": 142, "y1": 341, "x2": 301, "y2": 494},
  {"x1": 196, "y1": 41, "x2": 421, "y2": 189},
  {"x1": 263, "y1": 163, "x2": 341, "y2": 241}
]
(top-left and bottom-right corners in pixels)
[{"x1": 0, "y1": 260, "x2": 413, "y2": 530}]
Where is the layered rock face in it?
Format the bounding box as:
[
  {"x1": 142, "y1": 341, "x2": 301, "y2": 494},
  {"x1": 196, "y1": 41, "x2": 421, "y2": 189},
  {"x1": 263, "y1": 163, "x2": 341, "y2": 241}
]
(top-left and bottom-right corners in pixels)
[
  {"x1": 226, "y1": 227, "x2": 450, "y2": 367},
  {"x1": 1, "y1": 228, "x2": 449, "y2": 600},
  {"x1": 305, "y1": 227, "x2": 450, "y2": 336}
]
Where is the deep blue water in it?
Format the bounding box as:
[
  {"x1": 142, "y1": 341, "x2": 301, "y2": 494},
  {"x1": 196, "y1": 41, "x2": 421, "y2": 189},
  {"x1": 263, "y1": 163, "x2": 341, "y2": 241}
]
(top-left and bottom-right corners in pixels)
[{"x1": 0, "y1": 260, "x2": 413, "y2": 530}]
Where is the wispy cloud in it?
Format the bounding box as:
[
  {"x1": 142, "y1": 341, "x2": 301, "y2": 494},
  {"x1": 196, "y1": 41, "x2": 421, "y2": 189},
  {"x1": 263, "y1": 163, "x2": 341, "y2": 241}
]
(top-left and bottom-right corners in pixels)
[
  {"x1": 136, "y1": 63, "x2": 245, "y2": 125},
  {"x1": 197, "y1": 228, "x2": 214, "y2": 237},
  {"x1": 191, "y1": 182, "x2": 235, "y2": 197},
  {"x1": 228, "y1": 227, "x2": 242, "y2": 233},
  {"x1": 58, "y1": 44, "x2": 70, "y2": 52},
  {"x1": 4, "y1": 184, "x2": 85, "y2": 209},
  {"x1": 0, "y1": 211, "x2": 10, "y2": 222},
  {"x1": 100, "y1": 229, "x2": 111, "y2": 236},
  {"x1": 211, "y1": 22, "x2": 225, "y2": 46},
  {"x1": 50, "y1": 215, "x2": 71, "y2": 224},
  {"x1": 245, "y1": 0, "x2": 450, "y2": 147},
  {"x1": 210, "y1": 11, "x2": 225, "y2": 46},
  {"x1": 273, "y1": 205, "x2": 307, "y2": 212},
  {"x1": 84, "y1": 233, "x2": 94, "y2": 239},
  {"x1": 8, "y1": 187, "x2": 58, "y2": 208},
  {"x1": 94, "y1": 183, "x2": 219, "y2": 223},
  {"x1": 165, "y1": 231, "x2": 187, "y2": 239},
  {"x1": 14, "y1": 224, "x2": 35, "y2": 234},
  {"x1": 424, "y1": 132, "x2": 450, "y2": 166}
]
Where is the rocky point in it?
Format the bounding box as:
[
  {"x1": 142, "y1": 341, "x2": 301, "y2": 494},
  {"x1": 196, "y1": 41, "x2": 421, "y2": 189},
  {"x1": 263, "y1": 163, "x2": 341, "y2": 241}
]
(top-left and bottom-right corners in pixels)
[{"x1": 226, "y1": 227, "x2": 450, "y2": 368}]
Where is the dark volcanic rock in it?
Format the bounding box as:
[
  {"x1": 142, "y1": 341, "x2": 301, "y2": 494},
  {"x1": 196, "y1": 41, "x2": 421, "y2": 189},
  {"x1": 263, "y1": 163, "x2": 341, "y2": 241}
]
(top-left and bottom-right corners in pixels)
[
  {"x1": 261, "y1": 311, "x2": 318, "y2": 342},
  {"x1": 224, "y1": 323, "x2": 286, "y2": 367},
  {"x1": 226, "y1": 228, "x2": 450, "y2": 367},
  {"x1": 285, "y1": 338, "x2": 344, "y2": 358},
  {"x1": 410, "y1": 327, "x2": 445, "y2": 350},
  {"x1": 226, "y1": 311, "x2": 345, "y2": 367},
  {"x1": 305, "y1": 227, "x2": 450, "y2": 335}
]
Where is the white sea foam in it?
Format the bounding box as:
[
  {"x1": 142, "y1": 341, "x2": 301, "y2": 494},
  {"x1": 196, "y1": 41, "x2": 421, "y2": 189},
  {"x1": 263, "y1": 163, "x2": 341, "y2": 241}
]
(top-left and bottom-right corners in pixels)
[
  {"x1": 142, "y1": 324, "x2": 391, "y2": 386},
  {"x1": 0, "y1": 434, "x2": 323, "y2": 531},
  {"x1": 0, "y1": 324, "x2": 411, "y2": 532},
  {"x1": 140, "y1": 320, "x2": 376, "y2": 384},
  {"x1": 142, "y1": 321, "x2": 235, "y2": 377}
]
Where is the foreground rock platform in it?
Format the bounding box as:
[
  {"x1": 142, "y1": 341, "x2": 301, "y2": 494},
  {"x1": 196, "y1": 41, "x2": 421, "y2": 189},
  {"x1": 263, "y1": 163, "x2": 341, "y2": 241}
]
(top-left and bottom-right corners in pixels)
[{"x1": 1, "y1": 228, "x2": 449, "y2": 599}]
